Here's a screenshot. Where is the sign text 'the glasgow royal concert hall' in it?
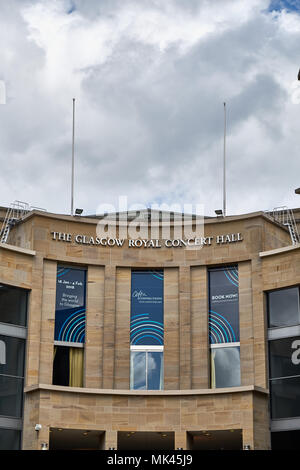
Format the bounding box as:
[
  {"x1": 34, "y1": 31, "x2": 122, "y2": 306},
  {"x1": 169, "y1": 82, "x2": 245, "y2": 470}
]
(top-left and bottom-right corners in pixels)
[{"x1": 50, "y1": 231, "x2": 243, "y2": 248}]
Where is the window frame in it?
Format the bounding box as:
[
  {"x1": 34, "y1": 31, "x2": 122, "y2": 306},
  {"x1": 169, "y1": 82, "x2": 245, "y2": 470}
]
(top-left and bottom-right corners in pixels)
[
  {"x1": 267, "y1": 285, "x2": 300, "y2": 330},
  {"x1": 0, "y1": 283, "x2": 28, "y2": 450},
  {"x1": 130, "y1": 346, "x2": 164, "y2": 390},
  {"x1": 208, "y1": 265, "x2": 241, "y2": 388},
  {"x1": 53, "y1": 265, "x2": 87, "y2": 387}
]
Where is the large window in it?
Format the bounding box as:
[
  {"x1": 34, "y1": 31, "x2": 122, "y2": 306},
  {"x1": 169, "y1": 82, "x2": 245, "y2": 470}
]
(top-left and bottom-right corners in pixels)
[
  {"x1": 208, "y1": 266, "x2": 241, "y2": 388},
  {"x1": 0, "y1": 283, "x2": 28, "y2": 450},
  {"x1": 0, "y1": 284, "x2": 27, "y2": 327},
  {"x1": 268, "y1": 287, "x2": 300, "y2": 328},
  {"x1": 130, "y1": 270, "x2": 164, "y2": 390},
  {"x1": 130, "y1": 349, "x2": 163, "y2": 390},
  {"x1": 52, "y1": 266, "x2": 86, "y2": 387},
  {"x1": 269, "y1": 336, "x2": 300, "y2": 419},
  {"x1": 210, "y1": 345, "x2": 241, "y2": 389}
]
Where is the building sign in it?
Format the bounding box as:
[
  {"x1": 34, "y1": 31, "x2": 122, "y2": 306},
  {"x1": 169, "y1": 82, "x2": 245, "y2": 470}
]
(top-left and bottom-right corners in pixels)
[
  {"x1": 130, "y1": 271, "x2": 164, "y2": 346},
  {"x1": 50, "y1": 231, "x2": 243, "y2": 248},
  {"x1": 54, "y1": 267, "x2": 86, "y2": 343},
  {"x1": 208, "y1": 266, "x2": 240, "y2": 344}
]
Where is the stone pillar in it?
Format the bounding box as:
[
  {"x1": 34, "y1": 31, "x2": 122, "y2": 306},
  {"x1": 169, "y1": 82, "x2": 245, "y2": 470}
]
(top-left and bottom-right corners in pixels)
[
  {"x1": 114, "y1": 267, "x2": 131, "y2": 389},
  {"x1": 25, "y1": 254, "x2": 44, "y2": 386},
  {"x1": 39, "y1": 260, "x2": 57, "y2": 384},
  {"x1": 239, "y1": 261, "x2": 255, "y2": 386},
  {"x1": 164, "y1": 267, "x2": 180, "y2": 389},
  {"x1": 252, "y1": 258, "x2": 268, "y2": 388},
  {"x1": 85, "y1": 265, "x2": 105, "y2": 388},
  {"x1": 105, "y1": 430, "x2": 118, "y2": 450},
  {"x1": 175, "y1": 431, "x2": 191, "y2": 450},
  {"x1": 242, "y1": 428, "x2": 254, "y2": 451},
  {"x1": 179, "y1": 266, "x2": 191, "y2": 389},
  {"x1": 191, "y1": 266, "x2": 209, "y2": 388},
  {"x1": 102, "y1": 266, "x2": 116, "y2": 389}
]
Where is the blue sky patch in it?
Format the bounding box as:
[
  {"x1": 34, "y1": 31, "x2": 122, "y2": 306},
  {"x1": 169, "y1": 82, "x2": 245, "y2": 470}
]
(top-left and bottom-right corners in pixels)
[{"x1": 269, "y1": 0, "x2": 300, "y2": 12}]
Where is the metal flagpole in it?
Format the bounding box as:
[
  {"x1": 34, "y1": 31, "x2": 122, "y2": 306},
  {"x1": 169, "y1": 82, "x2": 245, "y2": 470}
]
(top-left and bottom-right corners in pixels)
[
  {"x1": 223, "y1": 102, "x2": 227, "y2": 217},
  {"x1": 71, "y1": 98, "x2": 75, "y2": 216}
]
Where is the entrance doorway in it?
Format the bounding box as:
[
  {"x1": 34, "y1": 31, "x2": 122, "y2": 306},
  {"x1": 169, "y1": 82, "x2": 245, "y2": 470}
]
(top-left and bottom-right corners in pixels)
[
  {"x1": 118, "y1": 431, "x2": 174, "y2": 450},
  {"x1": 49, "y1": 428, "x2": 105, "y2": 450},
  {"x1": 188, "y1": 430, "x2": 243, "y2": 450}
]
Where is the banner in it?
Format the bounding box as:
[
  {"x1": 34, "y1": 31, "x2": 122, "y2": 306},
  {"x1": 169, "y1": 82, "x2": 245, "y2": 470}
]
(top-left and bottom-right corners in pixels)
[
  {"x1": 54, "y1": 267, "x2": 86, "y2": 343},
  {"x1": 130, "y1": 271, "x2": 164, "y2": 346},
  {"x1": 208, "y1": 266, "x2": 239, "y2": 344}
]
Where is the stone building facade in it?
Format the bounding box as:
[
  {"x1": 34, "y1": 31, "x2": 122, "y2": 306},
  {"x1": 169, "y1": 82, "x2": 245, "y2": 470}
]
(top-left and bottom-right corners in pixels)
[{"x1": 0, "y1": 206, "x2": 299, "y2": 450}]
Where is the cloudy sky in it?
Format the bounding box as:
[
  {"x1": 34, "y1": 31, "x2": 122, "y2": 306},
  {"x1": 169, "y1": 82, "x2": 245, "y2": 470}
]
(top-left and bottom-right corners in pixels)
[{"x1": 0, "y1": 0, "x2": 300, "y2": 217}]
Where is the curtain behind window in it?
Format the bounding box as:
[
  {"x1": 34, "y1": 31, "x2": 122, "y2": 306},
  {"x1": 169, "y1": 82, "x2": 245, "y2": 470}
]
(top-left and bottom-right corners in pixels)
[
  {"x1": 69, "y1": 348, "x2": 84, "y2": 387},
  {"x1": 211, "y1": 350, "x2": 216, "y2": 388}
]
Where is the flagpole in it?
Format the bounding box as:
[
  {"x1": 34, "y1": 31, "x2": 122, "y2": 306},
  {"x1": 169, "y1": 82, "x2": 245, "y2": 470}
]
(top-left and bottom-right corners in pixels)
[
  {"x1": 223, "y1": 102, "x2": 227, "y2": 217},
  {"x1": 71, "y1": 98, "x2": 75, "y2": 216}
]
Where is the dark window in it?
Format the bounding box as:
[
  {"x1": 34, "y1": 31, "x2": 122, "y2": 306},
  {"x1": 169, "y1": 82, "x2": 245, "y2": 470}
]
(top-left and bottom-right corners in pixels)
[
  {"x1": 271, "y1": 430, "x2": 300, "y2": 450},
  {"x1": 52, "y1": 346, "x2": 83, "y2": 387},
  {"x1": 0, "y1": 335, "x2": 26, "y2": 377},
  {"x1": 0, "y1": 375, "x2": 24, "y2": 418},
  {"x1": 53, "y1": 346, "x2": 70, "y2": 386},
  {"x1": 0, "y1": 429, "x2": 21, "y2": 450},
  {"x1": 0, "y1": 284, "x2": 27, "y2": 327},
  {"x1": 0, "y1": 284, "x2": 27, "y2": 449},
  {"x1": 268, "y1": 287, "x2": 300, "y2": 328},
  {"x1": 269, "y1": 336, "x2": 300, "y2": 419},
  {"x1": 269, "y1": 336, "x2": 300, "y2": 379},
  {"x1": 270, "y1": 376, "x2": 300, "y2": 419}
]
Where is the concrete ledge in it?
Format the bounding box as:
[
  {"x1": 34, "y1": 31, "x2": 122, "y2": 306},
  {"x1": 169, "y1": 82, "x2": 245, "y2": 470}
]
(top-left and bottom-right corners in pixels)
[
  {"x1": 0, "y1": 242, "x2": 36, "y2": 256},
  {"x1": 259, "y1": 243, "x2": 300, "y2": 258},
  {"x1": 24, "y1": 383, "x2": 269, "y2": 396}
]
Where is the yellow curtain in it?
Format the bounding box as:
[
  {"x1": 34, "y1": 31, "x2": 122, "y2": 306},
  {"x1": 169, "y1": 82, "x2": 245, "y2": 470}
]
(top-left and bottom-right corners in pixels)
[
  {"x1": 69, "y1": 348, "x2": 84, "y2": 387},
  {"x1": 210, "y1": 350, "x2": 216, "y2": 388}
]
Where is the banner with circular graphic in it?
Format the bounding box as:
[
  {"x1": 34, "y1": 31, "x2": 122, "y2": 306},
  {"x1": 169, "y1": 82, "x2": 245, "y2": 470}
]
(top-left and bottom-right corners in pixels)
[
  {"x1": 54, "y1": 267, "x2": 86, "y2": 343},
  {"x1": 208, "y1": 266, "x2": 239, "y2": 344},
  {"x1": 130, "y1": 270, "x2": 164, "y2": 346}
]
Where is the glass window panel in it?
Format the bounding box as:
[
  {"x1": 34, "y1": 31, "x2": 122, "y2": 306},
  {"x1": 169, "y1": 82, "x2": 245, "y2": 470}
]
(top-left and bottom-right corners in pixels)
[
  {"x1": 271, "y1": 376, "x2": 300, "y2": 419},
  {"x1": 211, "y1": 346, "x2": 241, "y2": 388},
  {"x1": 130, "y1": 351, "x2": 146, "y2": 390},
  {"x1": 0, "y1": 376, "x2": 24, "y2": 418},
  {"x1": 52, "y1": 346, "x2": 70, "y2": 386},
  {"x1": 0, "y1": 428, "x2": 21, "y2": 450},
  {"x1": 269, "y1": 337, "x2": 300, "y2": 379},
  {"x1": 271, "y1": 430, "x2": 300, "y2": 450},
  {"x1": 0, "y1": 335, "x2": 25, "y2": 378},
  {"x1": 0, "y1": 284, "x2": 27, "y2": 327},
  {"x1": 268, "y1": 287, "x2": 300, "y2": 328},
  {"x1": 147, "y1": 352, "x2": 163, "y2": 390}
]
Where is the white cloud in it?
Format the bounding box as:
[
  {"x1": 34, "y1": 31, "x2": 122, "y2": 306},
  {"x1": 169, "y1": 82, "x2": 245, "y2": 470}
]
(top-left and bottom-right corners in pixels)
[{"x1": 0, "y1": 0, "x2": 299, "y2": 216}]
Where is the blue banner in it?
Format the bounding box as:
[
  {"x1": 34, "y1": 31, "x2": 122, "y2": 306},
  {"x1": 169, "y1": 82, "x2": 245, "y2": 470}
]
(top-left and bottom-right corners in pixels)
[
  {"x1": 54, "y1": 267, "x2": 86, "y2": 343},
  {"x1": 130, "y1": 271, "x2": 164, "y2": 346},
  {"x1": 208, "y1": 266, "x2": 239, "y2": 344}
]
